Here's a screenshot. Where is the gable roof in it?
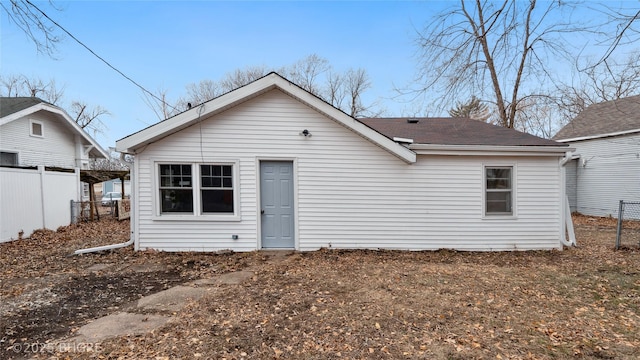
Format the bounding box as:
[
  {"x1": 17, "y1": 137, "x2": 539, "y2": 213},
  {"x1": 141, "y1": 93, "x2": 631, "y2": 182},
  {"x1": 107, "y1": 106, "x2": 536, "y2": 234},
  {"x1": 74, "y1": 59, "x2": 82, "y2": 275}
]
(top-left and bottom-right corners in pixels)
[
  {"x1": 0, "y1": 97, "x2": 109, "y2": 159},
  {"x1": 0, "y1": 97, "x2": 50, "y2": 117},
  {"x1": 117, "y1": 72, "x2": 417, "y2": 163},
  {"x1": 360, "y1": 117, "x2": 564, "y2": 147},
  {"x1": 553, "y1": 95, "x2": 640, "y2": 142},
  {"x1": 117, "y1": 72, "x2": 569, "y2": 160}
]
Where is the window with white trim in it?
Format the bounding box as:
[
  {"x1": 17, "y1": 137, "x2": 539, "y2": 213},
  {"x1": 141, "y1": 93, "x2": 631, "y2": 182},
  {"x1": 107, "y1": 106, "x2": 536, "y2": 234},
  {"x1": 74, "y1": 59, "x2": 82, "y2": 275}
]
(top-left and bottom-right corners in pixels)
[
  {"x1": 485, "y1": 166, "x2": 513, "y2": 215},
  {"x1": 159, "y1": 164, "x2": 193, "y2": 213},
  {"x1": 30, "y1": 120, "x2": 43, "y2": 137},
  {"x1": 158, "y1": 163, "x2": 236, "y2": 216},
  {"x1": 200, "y1": 164, "x2": 234, "y2": 213}
]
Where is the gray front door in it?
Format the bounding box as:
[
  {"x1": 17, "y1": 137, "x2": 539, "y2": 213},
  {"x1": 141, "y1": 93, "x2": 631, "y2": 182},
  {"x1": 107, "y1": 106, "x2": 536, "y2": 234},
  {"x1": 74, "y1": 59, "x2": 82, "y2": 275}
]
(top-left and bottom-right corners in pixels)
[{"x1": 260, "y1": 161, "x2": 295, "y2": 249}]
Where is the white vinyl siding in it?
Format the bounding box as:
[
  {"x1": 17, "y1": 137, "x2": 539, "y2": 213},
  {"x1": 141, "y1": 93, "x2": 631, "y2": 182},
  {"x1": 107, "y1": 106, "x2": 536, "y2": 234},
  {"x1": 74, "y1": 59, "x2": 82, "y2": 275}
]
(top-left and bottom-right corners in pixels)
[
  {"x1": 565, "y1": 159, "x2": 578, "y2": 212},
  {"x1": 568, "y1": 133, "x2": 640, "y2": 218},
  {"x1": 0, "y1": 112, "x2": 77, "y2": 168},
  {"x1": 132, "y1": 89, "x2": 563, "y2": 252}
]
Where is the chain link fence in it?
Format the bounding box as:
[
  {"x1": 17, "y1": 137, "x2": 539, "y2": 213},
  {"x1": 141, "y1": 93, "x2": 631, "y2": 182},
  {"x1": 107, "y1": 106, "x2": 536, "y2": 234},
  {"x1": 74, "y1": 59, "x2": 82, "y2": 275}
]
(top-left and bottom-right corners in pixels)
[
  {"x1": 616, "y1": 201, "x2": 640, "y2": 250},
  {"x1": 70, "y1": 199, "x2": 130, "y2": 223}
]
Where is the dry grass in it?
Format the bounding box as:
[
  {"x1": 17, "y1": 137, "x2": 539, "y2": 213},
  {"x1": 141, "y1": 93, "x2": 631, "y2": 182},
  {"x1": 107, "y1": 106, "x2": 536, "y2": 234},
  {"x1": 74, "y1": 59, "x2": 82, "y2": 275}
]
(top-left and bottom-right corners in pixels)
[{"x1": 1, "y1": 215, "x2": 639, "y2": 359}]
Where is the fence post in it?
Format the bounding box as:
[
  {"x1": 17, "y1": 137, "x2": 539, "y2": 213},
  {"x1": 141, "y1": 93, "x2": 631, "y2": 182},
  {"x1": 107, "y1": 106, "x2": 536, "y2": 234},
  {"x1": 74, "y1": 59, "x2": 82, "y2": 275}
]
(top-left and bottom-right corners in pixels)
[
  {"x1": 70, "y1": 200, "x2": 77, "y2": 224},
  {"x1": 615, "y1": 200, "x2": 624, "y2": 250}
]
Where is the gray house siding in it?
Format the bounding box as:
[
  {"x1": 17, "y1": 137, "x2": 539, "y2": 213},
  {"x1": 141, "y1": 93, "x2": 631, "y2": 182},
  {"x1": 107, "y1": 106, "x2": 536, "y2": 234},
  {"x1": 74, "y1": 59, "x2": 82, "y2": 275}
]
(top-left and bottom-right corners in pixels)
[{"x1": 568, "y1": 133, "x2": 640, "y2": 218}]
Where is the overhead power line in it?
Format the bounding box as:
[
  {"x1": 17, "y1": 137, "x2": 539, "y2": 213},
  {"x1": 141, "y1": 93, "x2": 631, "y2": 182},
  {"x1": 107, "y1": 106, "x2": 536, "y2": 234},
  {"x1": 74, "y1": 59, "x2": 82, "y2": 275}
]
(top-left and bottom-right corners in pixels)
[{"x1": 24, "y1": 0, "x2": 176, "y2": 113}]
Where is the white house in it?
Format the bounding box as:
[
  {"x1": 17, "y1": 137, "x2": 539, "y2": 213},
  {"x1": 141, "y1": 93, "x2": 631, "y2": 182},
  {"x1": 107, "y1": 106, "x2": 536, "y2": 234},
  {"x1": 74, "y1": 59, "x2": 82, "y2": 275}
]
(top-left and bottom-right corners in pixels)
[
  {"x1": 116, "y1": 73, "x2": 573, "y2": 252},
  {"x1": 0, "y1": 97, "x2": 108, "y2": 242},
  {"x1": 553, "y1": 95, "x2": 640, "y2": 218}
]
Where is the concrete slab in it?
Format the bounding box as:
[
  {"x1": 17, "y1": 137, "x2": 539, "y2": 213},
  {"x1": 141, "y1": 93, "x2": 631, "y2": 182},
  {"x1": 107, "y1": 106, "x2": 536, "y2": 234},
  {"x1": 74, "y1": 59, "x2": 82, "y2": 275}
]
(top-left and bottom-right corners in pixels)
[
  {"x1": 136, "y1": 285, "x2": 208, "y2": 312},
  {"x1": 191, "y1": 270, "x2": 254, "y2": 286},
  {"x1": 70, "y1": 312, "x2": 170, "y2": 342}
]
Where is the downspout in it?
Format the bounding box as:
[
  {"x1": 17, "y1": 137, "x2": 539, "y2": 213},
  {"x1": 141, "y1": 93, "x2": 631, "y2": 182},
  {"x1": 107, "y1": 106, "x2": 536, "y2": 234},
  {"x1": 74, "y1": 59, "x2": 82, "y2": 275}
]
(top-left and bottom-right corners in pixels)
[
  {"x1": 74, "y1": 152, "x2": 134, "y2": 255},
  {"x1": 559, "y1": 151, "x2": 576, "y2": 247}
]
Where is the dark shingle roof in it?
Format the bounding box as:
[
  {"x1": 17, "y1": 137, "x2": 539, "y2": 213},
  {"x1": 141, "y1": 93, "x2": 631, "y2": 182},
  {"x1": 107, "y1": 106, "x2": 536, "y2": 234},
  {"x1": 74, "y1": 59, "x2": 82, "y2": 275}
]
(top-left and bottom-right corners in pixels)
[
  {"x1": 359, "y1": 117, "x2": 565, "y2": 147},
  {"x1": 0, "y1": 97, "x2": 50, "y2": 118},
  {"x1": 553, "y1": 95, "x2": 640, "y2": 141}
]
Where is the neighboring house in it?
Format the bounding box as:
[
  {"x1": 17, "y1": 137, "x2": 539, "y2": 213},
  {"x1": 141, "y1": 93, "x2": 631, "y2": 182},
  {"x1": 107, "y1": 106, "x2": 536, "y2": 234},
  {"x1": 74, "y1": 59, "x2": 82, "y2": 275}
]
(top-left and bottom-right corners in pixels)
[
  {"x1": 116, "y1": 73, "x2": 572, "y2": 252},
  {"x1": 553, "y1": 96, "x2": 640, "y2": 218},
  {"x1": 0, "y1": 97, "x2": 108, "y2": 242},
  {"x1": 102, "y1": 178, "x2": 131, "y2": 197}
]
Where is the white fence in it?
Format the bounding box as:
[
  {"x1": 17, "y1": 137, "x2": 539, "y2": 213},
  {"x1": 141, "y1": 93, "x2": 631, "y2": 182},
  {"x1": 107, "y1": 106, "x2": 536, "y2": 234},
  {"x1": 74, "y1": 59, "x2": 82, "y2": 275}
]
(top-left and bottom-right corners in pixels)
[{"x1": 0, "y1": 166, "x2": 80, "y2": 243}]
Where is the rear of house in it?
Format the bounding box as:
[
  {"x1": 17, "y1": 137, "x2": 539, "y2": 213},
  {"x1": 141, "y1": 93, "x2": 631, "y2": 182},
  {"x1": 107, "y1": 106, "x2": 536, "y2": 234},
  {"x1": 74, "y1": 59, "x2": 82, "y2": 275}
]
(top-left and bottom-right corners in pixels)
[{"x1": 117, "y1": 73, "x2": 572, "y2": 252}]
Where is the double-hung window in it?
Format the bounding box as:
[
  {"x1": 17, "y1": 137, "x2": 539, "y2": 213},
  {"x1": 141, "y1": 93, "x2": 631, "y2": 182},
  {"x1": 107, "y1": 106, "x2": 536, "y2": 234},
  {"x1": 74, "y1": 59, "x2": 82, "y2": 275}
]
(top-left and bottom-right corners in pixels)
[
  {"x1": 485, "y1": 166, "x2": 513, "y2": 216},
  {"x1": 159, "y1": 164, "x2": 193, "y2": 213},
  {"x1": 158, "y1": 162, "x2": 236, "y2": 217},
  {"x1": 200, "y1": 164, "x2": 234, "y2": 213}
]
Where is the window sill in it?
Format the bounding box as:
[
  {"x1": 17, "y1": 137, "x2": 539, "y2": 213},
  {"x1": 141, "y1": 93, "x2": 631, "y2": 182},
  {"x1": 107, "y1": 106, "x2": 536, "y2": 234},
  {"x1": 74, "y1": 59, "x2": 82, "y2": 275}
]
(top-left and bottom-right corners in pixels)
[
  {"x1": 152, "y1": 214, "x2": 241, "y2": 222},
  {"x1": 482, "y1": 214, "x2": 517, "y2": 220}
]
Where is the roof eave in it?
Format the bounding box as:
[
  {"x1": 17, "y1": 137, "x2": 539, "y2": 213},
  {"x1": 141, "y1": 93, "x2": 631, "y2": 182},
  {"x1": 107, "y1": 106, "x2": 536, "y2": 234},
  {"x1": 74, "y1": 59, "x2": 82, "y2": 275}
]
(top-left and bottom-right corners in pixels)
[
  {"x1": 409, "y1": 144, "x2": 573, "y2": 156},
  {"x1": 555, "y1": 128, "x2": 640, "y2": 143}
]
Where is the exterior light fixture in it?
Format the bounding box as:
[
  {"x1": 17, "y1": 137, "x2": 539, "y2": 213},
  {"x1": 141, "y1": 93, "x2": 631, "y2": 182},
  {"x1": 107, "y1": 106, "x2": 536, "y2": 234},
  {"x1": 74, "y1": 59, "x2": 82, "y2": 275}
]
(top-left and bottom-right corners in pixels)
[{"x1": 300, "y1": 129, "x2": 311, "y2": 137}]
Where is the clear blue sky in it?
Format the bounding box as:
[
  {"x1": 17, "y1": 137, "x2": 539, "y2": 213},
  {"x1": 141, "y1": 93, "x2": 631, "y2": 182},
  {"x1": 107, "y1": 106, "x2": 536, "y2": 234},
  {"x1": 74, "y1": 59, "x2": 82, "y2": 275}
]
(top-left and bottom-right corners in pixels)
[
  {"x1": 3, "y1": 0, "x2": 451, "y2": 148},
  {"x1": 1, "y1": 1, "x2": 635, "y2": 148}
]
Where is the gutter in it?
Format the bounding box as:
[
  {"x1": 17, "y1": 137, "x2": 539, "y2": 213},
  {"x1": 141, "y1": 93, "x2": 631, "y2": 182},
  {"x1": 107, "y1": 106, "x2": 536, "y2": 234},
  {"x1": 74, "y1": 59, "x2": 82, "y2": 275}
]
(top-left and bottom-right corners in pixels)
[
  {"x1": 74, "y1": 152, "x2": 134, "y2": 255},
  {"x1": 74, "y1": 238, "x2": 133, "y2": 255},
  {"x1": 559, "y1": 150, "x2": 573, "y2": 166}
]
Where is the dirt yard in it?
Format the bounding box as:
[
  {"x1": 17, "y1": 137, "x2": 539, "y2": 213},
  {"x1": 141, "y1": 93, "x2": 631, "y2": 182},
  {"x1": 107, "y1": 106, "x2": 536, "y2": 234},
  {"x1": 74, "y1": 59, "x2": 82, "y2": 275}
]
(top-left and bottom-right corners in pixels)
[{"x1": 1, "y1": 216, "x2": 639, "y2": 359}]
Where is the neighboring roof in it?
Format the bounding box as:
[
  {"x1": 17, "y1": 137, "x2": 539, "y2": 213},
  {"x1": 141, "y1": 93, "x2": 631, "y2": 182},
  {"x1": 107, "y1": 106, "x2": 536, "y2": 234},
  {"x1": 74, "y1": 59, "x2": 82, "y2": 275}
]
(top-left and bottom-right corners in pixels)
[
  {"x1": 0, "y1": 97, "x2": 51, "y2": 117},
  {"x1": 117, "y1": 72, "x2": 417, "y2": 163},
  {"x1": 553, "y1": 95, "x2": 640, "y2": 142},
  {"x1": 0, "y1": 97, "x2": 109, "y2": 159},
  {"x1": 360, "y1": 117, "x2": 566, "y2": 147}
]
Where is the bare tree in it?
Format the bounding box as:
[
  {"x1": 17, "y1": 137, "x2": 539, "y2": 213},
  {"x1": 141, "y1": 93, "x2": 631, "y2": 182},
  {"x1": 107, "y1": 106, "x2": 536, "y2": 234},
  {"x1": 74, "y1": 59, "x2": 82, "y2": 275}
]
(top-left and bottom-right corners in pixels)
[
  {"x1": 413, "y1": 0, "x2": 593, "y2": 130},
  {"x1": 160, "y1": 56, "x2": 381, "y2": 121},
  {"x1": 286, "y1": 54, "x2": 330, "y2": 94},
  {"x1": 324, "y1": 71, "x2": 346, "y2": 111},
  {"x1": 22, "y1": 76, "x2": 64, "y2": 104},
  {"x1": 0, "y1": 74, "x2": 23, "y2": 97},
  {"x1": 555, "y1": 51, "x2": 640, "y2": 124},
  {"x1": 219, "y1": 66, "x2": 271, "y2": 93},
  {"x1": 0, "y1": 0, "x2": 62, "y2": 56},
  {"x1": 513, "y1": 97, "x2": 560, "y2": 139},
  {"x1": 343, "y1": 68, "x2": 373, "y2": 117},
  {"x1": 184, "y1": 79, "x2": 221, "y2": 105},
  {"x1": 90, "y1": 148, "x2": 130, "y2": 171},
  {"x1": 1, "y1": 74, "x2": 110, "y2": 135},
  {"x1": 70, "y1": 101, "x2": 110, "y2": 135},
  {"x1": 142, "y1": 87, "x2": 176, "y2": 121},
  {"x1": 1, "y1": 74, "x2": 64, "y2": 103},
  {"x1": 593, "y1": 4, "x2": 640, "y2": 65}
]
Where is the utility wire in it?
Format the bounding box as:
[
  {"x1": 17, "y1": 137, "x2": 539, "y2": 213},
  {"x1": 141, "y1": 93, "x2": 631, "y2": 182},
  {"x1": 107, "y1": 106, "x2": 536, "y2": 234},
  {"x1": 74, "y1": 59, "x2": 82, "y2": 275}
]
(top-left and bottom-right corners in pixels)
[{"x1": 24, "y1": 0, "x2": 176, "y2": 113}]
